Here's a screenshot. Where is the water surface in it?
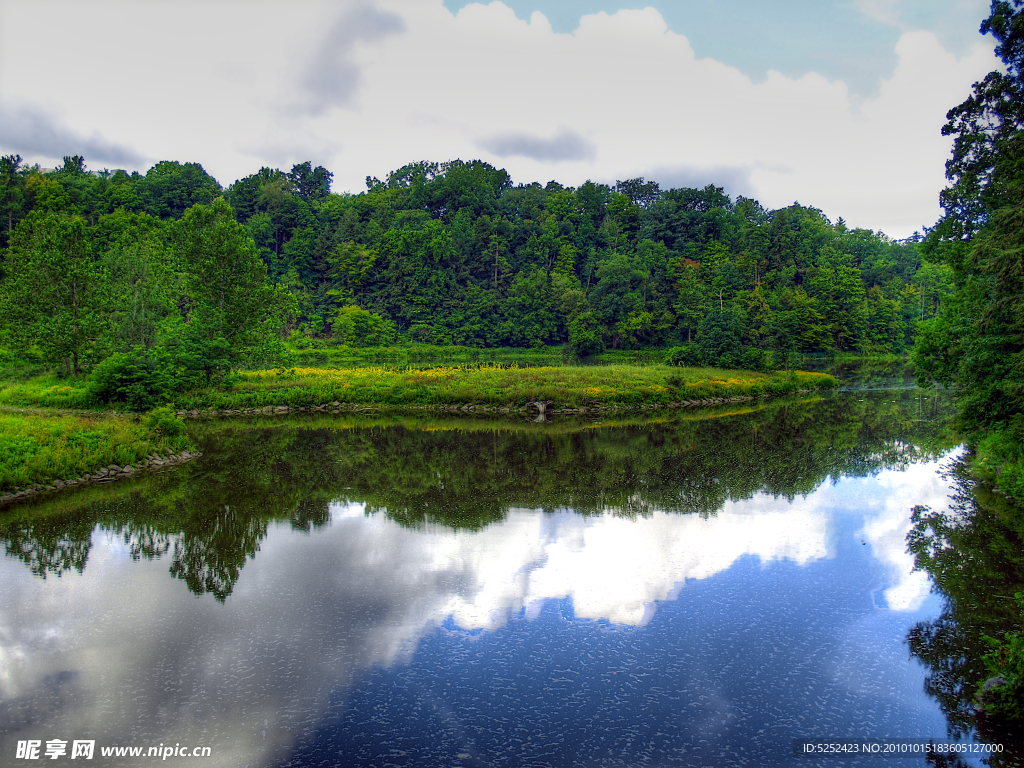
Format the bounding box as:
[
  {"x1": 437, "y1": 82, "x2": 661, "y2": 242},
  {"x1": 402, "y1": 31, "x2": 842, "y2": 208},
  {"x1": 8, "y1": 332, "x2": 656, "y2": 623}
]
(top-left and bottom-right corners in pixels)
[{"x1": 1, "y1": 389, "x2": 984, "y2": 766}]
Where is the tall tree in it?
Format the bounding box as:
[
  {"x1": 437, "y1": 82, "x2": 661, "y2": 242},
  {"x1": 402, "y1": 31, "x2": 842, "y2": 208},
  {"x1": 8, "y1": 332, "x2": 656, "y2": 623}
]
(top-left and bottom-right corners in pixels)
[
  {"x1": 940, "y1": 0, "x2": 1024, "y2": 240},
  {"x1": 0, "y1": 154, "x2": 25, "y2": 248},
  {"x1": 169, "y1": 198, "x2": 295, "y2": 377},
  {"x1": 915, "y1": 1, "x2": 1024, "y2": 432},
  {"x1": 288, "y1": 161, "x2": 333, "y2": 202},
  {"x1": 0, "y1": 207, "x2": 108, "y2": 374}
]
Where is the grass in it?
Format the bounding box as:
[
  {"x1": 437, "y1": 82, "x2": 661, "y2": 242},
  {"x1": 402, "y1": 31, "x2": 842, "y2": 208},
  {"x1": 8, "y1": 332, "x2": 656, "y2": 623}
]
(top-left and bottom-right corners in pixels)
[
  {"x1": 173, "y1": 363, "x2": 836, "y2": 411},
  {"x1": 0, "y1": 358, "x2": 837, "y2": 414},
  {"x1": 0, "y1": 371, "x2": 93, "y2": 409},
  {"x1": 0, "y1": 412, "x2": 193, "y2": 492}
]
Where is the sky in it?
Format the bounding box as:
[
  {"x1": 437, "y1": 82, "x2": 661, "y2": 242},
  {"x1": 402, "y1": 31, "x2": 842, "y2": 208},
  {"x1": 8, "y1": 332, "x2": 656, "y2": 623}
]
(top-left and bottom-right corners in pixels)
[{"x1": 0, "y1": 0, "x2": 1000, "y2": 238}]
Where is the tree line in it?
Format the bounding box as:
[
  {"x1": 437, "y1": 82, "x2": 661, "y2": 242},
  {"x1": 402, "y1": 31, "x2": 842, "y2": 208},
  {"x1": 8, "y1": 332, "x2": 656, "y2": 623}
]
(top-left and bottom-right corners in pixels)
[
  {"x1": 912, "y1": 0, "x2": 1024, "y2": 496},
  {"x1": 0, "y1": 152, "x2": 943, "y2": 385}
]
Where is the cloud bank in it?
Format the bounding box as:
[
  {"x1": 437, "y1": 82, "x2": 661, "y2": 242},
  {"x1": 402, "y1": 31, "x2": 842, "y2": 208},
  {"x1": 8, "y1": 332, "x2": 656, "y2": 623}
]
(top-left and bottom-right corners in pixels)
[
  {"x1": 481, "y1": 128, "x2": 596, "y2": 162},
  {"x1": 0, "y1": 105, "x2": 144, "y2": 168},
  {"x1": 0, "y1": 0, "x2": 1000, "y2": 236}
]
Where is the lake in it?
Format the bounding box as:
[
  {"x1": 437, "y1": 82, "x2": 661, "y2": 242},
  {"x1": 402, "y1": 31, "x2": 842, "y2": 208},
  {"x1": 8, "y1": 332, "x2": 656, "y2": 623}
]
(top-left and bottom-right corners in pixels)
[{"x1": 2, "y1": 387, "x2": 1015, "y2": 767}]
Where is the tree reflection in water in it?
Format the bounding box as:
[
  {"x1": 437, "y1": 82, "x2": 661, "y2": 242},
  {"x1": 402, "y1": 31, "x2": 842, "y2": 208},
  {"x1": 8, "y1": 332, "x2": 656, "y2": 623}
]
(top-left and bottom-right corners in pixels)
[
  {"x1": 1, "y1": 389, "x2": 952, "y2": 605},
  {"x1": 908, "y1": 461, "x2": 1024, "y2": 767}
]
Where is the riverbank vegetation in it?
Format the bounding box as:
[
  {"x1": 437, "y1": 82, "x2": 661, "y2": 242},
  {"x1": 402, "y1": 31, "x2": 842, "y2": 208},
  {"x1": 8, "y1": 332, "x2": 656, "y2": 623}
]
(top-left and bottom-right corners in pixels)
[
  {"x1": 0, "y1": 408, "x2": 192, "y2": 493},
  {"x1": 911, "y1": 1, "x2": 1024, "y2": 505},
  {"x1": 0, "y1": 363, "x2": 835, "y2": 413}
]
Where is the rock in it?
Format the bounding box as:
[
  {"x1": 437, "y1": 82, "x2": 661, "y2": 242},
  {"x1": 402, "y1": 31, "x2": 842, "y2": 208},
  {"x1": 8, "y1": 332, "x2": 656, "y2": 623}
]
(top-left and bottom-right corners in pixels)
[{"x1": 977, "y1": 675, "x2": 1009, "y2": 711}]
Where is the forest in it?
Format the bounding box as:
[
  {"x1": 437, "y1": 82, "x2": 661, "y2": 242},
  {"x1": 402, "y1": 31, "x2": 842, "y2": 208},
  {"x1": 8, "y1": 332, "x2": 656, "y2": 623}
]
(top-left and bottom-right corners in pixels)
[{"x1": 0, "y1": 149, "x2": 941, "y2": 393}]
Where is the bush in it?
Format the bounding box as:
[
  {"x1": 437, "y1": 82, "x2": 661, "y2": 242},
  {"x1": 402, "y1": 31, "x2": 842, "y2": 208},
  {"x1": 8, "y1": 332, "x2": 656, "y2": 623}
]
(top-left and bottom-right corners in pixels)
[
  {"x1": 87, "y1": 348, "x2": 171, "y2": 410},
  {"x1": 331, "y1": 306, "x2": 398, "y2": 346},
  {"x1": 568, "y1": 312, "x2": 604, "y2": 357},
  {"x1": 668, "y1": 338, "x2": 776, "y2": 372},
  {"x1": 978, "y1": 593, "x2": 1024, "y2": 720},
  {"x1": 666, "y1": 344, "x2": 701, "y2": 366},
  {"x1": 143, "y1": 405, "x2": 186, "y2": 439}
]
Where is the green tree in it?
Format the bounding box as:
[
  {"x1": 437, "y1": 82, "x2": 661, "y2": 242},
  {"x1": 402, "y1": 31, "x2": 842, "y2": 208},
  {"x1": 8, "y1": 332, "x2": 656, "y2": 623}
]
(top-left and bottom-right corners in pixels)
[
  {"x1": 330, "y1": 305, "x2": 397, "y2": 346},
  {"x1": 696, "y1": 307, "x2": 745, "y2": 367},
  {"x1": 0, "y1": 208, "x2": 108, "y2": 374},
  {"x1": 0, "y1": 154, "x2": 26, "y2": 247},
  {"x1": 170, "y1": 198, "x2": 296, "y2": 375},
  {"x1": 138, "y1": 161, "x2": 222, "y2": 219},
  {"x1": 805, "y1": 247, "x2": 867, "y2": 350}
]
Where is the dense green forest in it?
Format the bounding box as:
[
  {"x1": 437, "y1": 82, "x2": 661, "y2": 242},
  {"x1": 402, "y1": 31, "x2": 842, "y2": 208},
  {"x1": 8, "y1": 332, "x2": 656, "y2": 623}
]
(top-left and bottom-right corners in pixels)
[
  {"x1": 912, "y1": 0, "x2": 1024, "y2": 497},
  {"x1": 0, "y1": 149, "x2": 941, "y2": 387}
]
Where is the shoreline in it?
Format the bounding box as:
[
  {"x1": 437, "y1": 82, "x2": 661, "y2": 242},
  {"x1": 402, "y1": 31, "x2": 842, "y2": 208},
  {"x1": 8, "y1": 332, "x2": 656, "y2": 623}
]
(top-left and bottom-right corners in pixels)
[
  {"x1": 0, "y1": 365, "x2": 837, "y2": 505},
  {"x1": 0, "y1": 388, "x2": 826, "y2": 506},
  {"x1": 0, "y1": 449, "x2": 203, "y2": 506},
  {"x1": 172, "y1": 388, "x2": 820, "y2": 419}
]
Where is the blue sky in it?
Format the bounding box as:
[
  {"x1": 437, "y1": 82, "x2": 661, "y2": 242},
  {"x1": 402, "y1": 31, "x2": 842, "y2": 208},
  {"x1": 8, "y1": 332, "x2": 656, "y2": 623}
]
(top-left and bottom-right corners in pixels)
[
  {"x1": 0, "y1": 0, "x2": 1001, "y2": 237},
  {"x1": 445, "y1": 0, "x2": 991, "y2": 95}
]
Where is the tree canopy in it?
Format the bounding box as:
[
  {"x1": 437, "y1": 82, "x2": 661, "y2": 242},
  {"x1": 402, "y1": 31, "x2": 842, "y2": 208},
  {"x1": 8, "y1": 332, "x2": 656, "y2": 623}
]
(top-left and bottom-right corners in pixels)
[{"x1": 0, "y1": 152, "x2": 930, "y2": 388}]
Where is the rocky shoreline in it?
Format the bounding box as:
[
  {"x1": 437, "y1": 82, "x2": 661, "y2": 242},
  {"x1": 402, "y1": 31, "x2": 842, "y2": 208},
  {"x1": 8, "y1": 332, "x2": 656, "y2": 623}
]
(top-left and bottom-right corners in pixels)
[{"x1": 0, "y1": 449, "x2": 203, "y2": 506}]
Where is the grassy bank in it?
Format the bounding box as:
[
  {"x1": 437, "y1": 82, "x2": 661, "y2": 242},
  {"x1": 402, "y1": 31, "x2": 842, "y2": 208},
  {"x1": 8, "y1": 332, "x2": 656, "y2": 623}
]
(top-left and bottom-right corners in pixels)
[
  {"x1": 0, "y1": 411, "x2": 193, "y2": 492},
  {"x1": 279, "y1": 342, "x2": 905, "y2": 371},
  {"x1": 172, "y1": 364, "x2": 836, "y2": 411},
  {"x1": 0, "y1": 360, "x2": 837, "y2": 414}
]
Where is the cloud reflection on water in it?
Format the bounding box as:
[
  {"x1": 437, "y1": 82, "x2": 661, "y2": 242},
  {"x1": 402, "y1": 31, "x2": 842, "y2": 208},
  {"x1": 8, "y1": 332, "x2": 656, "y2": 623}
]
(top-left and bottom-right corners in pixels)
[{"x1": 0, "y1": 455, "x2": 956, "y2": 768}]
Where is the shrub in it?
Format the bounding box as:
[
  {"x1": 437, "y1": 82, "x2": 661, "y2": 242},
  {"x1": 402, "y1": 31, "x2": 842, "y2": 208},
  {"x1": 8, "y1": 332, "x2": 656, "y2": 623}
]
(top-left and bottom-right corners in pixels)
[
  {"x1": 87, "y1": 348, "x2": 171, "y2": 410},
  {"x1": 568, "y1": 312, "x2": 604, "y2": 357},
  {"x1": 666, "y1": 345, "x2": 701, "y2": 366},
  {"x1": 143, "y1": 405, "x2": 186, "y2": 439},
  {"x1": 978, "y1": 593, "x2": 1024, "y2": 720},
  {"x1": 331, "y1": 306, "x2": 398, "y2": 346}
]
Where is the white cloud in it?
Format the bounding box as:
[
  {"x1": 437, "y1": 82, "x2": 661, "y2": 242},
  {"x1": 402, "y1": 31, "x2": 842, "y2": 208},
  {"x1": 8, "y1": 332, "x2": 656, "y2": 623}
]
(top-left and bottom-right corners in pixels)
[
  {"x1": 0, "y1": 0, "x2": 1000, "y2": 236},
  {"x1": 333, "y1": 493, "x2": 828, "y2": 631},
  {"x1": 855, "y1": 0, "x2": 906, "y2": 27}
]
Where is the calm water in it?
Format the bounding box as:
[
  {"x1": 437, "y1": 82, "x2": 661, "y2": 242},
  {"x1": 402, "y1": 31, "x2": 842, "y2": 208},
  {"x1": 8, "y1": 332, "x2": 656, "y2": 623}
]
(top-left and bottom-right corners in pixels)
[{"x1": 1, "y1": 389, "x2": 1004, "y2": 767}]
